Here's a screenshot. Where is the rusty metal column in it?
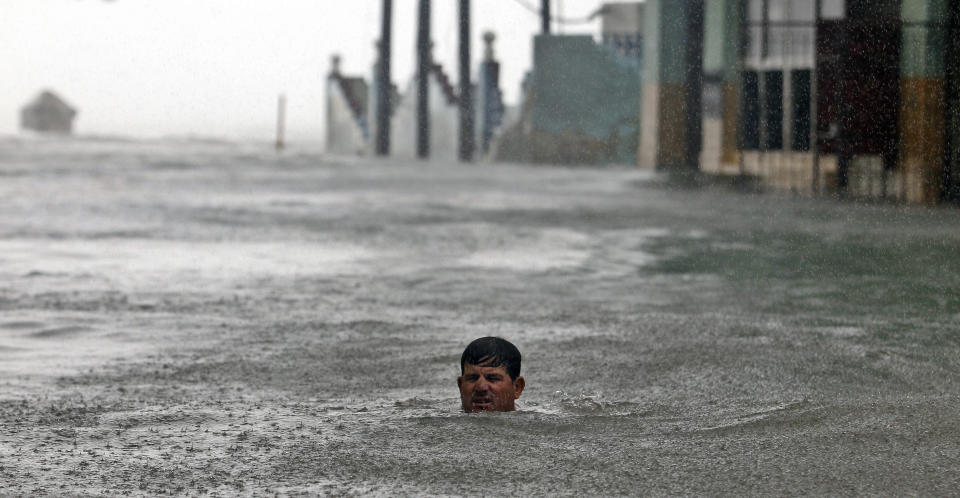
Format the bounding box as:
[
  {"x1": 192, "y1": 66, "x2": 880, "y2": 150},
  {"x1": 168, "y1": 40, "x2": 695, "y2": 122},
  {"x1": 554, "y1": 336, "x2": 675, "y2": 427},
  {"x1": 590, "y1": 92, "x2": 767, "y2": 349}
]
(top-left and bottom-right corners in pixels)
[
  {"x1": 416, "y1": 0, "x2": 431, "y2": 159},
  {"x1": 458, "y1": 0, "x2": 475, "y2": 161},
  {"x1": 375, "y1": 0, "x2": 392, "y2": 156}
]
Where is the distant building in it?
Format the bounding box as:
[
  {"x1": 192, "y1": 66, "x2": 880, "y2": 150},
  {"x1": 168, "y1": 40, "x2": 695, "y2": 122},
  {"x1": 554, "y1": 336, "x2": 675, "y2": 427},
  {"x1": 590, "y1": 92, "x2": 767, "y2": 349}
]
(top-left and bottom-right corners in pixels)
[
  {"x1": 601, "y1": 2, "x2": 645, "y2": 67},
  {"x1": 20, "y1": 90, "x2": 77, "y2": 134},
  {"x1": 326, "y1": 35, "x2": 505, "y2": 161},
  {"x1": 641, "y1": 0, "x2": 960, "y2": 204},
  {"x1": 494, "y1": 2, "x2": 645, "y2": 166}
]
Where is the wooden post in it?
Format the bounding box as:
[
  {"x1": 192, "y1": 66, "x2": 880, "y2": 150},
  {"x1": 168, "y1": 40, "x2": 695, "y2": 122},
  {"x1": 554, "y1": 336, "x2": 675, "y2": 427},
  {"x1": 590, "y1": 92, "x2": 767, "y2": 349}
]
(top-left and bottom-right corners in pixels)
[
  {"x1": 417, "y1": 0, "x2": 431, "y2": 159},
  {"x1": 458, "y1": 0, "x2": 475, "y2": 161},
  {"x1": 376, "y1": 0, "x2": 392, "y2": 156},
  {"x1": 275, "y1": 93, "x2": 286, "y2": 152}
]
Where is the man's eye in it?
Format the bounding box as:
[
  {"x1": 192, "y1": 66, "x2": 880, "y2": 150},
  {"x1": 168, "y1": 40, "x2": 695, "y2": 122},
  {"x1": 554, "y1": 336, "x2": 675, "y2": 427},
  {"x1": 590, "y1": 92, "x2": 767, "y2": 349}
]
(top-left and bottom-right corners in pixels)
[
  {"x1": 486, "y1": 375, "x2": 501, "y2": 382},
  {"x1": 466, "y1": 375, "x2": 479, "y2": 381}
]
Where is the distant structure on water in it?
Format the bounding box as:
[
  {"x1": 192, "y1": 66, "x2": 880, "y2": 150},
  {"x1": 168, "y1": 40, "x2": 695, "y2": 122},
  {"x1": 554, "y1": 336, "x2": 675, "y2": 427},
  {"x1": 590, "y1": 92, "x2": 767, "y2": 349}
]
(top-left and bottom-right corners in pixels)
[
  {"x1": 494, "y1": 2, "x2": 645, "y2": 166},
  {"x1": 325, "y1": 34, "x2": 504, "y2": 160},
  {"x1": 326, "y1": 55, "x2": 372, "y2": 156},
  {"x1": 327, "y1": 0, "x2": 958, "y2": 204},
  {"x1": 21, "y1": 90, "x2": 77, "y2": 135}
]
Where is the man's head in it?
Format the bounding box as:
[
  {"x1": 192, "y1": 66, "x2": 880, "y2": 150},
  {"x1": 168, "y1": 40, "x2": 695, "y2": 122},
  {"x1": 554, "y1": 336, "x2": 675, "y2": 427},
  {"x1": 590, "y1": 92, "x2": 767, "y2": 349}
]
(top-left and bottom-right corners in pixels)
[{"x1": 457, "y1": 337, "x2": 525, "y2": 413}]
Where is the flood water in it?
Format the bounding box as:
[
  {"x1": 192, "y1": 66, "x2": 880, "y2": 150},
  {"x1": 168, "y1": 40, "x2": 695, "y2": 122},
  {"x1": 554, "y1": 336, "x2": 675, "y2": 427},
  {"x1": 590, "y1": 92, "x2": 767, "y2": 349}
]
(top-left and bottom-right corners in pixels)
[{"x1": 1, "y1": 136, "x2": 959, "y2": 495}]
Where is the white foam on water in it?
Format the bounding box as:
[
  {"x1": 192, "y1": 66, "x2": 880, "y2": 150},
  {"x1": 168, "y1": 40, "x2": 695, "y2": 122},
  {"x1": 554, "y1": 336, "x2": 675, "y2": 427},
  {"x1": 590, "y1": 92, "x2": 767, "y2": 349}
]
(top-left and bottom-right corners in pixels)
[
  {"x1": 459, "y1": 229, "x2": 591, "y2": 271},
  {"x1": 0, "y1": 239, "x2": 376, "y2": 292}
]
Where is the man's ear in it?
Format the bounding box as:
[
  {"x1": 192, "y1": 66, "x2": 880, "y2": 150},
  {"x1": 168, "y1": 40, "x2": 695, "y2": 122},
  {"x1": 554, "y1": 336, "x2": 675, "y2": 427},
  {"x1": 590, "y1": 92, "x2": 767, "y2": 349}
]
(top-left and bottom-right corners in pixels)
[
  {"x1": 457, "y1": 376, "x2": 463, "y2": 389},
  {"x1": 513, "y1": 376, "x2": 525, "y2": 398}
]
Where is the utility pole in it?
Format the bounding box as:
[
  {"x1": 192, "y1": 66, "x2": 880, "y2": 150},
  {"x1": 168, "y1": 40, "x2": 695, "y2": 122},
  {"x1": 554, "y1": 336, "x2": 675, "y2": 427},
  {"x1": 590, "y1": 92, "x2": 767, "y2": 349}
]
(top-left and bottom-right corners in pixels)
[
  {"x1": 375, "y1": 0, "x2": 392, "y2": 156},
  {"x1": 541, "y1": 0, "x2": 551, "y2": 34},
  {"x1": 416, "y1": 0, "x2": 431, "y2": 159},
  {"x1": 275, "y1": 93, "x2": 286, "y2": 152},
  {"x1": 458, "y1": 0, "x2": 474, "y2": 161}
]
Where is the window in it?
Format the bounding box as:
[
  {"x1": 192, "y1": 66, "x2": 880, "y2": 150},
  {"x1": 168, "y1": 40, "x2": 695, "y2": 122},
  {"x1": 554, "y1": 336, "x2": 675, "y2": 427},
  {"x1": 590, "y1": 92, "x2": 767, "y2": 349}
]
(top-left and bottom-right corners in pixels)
[
  {"x1": 742, "y1": 71, "x2": 760, "y2": 150},
  {"x1": 748, "y1": 0, "x2": 815, "y2": 63},
  {"x1": 791, "y1": 0, "x2": 815, "y2": 22},
  {"x1": 763, "y1": 71, "x2": 784, "y2": 150},
  {"x1": 792, "y1": 70, "x2": 811, "y2": 151},
  {"x1": 769, "y1": 0, "x2": 789, "y2": 22},
  {"x1": 821, "y1": 0, "x2": 845, "y2": 20},
  {"x1": 749, "y1": 0, "x2": 764, "y2": 22}
]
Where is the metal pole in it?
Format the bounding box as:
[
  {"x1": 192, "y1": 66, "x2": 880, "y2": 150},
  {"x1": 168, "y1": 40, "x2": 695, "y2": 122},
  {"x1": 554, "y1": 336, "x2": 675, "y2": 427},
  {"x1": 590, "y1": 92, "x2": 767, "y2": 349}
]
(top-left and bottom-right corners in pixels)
[
  {"x1": 541, "y1": 0, "x2": 551, "y2": 35},
  {"x1": 685, "y1": 0, "x2": 704, "y2": 172},
  {"x1": 375, "y1": 0, "x2": 392, "y2": 156},
  {"x1": 811, "y1": 0, "x2": 821, "y2": 194},
  {"x1": 417, "y1": 0, "x2": 431, "y2": 159},
  {"x1": 275, "y1": 93, "x2": 286, "y2": 152},
  {"x1": 458, "y1": 0, "x2": 475, "y2": 161},
  {"x1": 758, "y1": 0, "x2": 768, "y2": 179},
  {"x1": 737, "y1": 0, "x2": 747, "y2": 176}
]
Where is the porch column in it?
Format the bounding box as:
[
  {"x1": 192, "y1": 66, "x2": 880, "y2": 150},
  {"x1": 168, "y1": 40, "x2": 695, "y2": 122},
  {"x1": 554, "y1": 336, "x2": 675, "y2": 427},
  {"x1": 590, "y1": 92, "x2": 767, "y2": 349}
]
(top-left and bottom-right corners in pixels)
[
  {"x1": 700, "y1": 0, "x2": 743, "y2": 174},
  {"x1": 639, "y1": 0, "x2": 704, "y2": 172},
  {"x1": 898, "y1": 0, "x2": 948, "y2": 203}
]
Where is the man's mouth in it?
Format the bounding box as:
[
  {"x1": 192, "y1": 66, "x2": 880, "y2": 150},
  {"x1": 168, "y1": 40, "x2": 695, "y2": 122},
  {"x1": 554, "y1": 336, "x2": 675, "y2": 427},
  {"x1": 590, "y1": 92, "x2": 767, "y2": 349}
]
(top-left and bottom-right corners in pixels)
[{"x1": 470, "y1": 398, "x2": 493, "y2": 410}]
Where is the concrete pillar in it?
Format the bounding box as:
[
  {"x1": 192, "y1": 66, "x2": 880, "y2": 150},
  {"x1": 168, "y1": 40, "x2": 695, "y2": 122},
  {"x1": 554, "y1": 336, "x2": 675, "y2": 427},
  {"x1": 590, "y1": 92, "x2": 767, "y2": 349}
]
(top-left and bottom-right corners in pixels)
[
  {"x1": 945, "y1": 0, "x2": 960, "y2": 202},
  {"x1": 898, "y1": 0, "x2": 948, "y2": 203},
  {"x1": 376, "y1": 0, "x2": 392, "y2": 156},
  {"x1": 458, "y1": 0, "x2": 475, "y2": 162},
  {"x1": 417, "y1": 0, "x2": 432, "y2": 159},
  {"x1": 701, "y1": 0, "x2": 743, "y2": 174},
  {"x1": 639, "y1": 0, "x2": 704, "y2": 172}
]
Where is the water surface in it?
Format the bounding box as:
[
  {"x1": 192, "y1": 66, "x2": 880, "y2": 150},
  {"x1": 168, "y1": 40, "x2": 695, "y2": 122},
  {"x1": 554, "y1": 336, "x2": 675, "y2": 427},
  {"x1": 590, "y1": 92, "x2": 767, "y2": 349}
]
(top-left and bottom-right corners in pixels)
[{"x1": 1, "y1": 137, "x2": 959, "y2": 495}]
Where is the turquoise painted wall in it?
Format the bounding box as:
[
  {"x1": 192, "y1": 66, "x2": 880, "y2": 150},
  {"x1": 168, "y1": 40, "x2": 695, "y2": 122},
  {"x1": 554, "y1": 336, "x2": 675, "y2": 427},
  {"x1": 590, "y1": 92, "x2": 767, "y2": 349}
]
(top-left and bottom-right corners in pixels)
[
  {"x1": 901, "y1": 0, "x2": 948, "y2": 77},
  {"x1": 643, "y1": 0, "x2": 694, "y2": 84},
  {"x1": 531, "y1": 35, "x2": 642, "y2": 164}
]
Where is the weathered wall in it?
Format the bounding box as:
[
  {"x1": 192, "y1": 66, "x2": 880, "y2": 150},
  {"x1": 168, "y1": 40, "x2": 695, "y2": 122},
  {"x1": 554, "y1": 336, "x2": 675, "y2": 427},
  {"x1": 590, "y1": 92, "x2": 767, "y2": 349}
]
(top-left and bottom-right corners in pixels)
[
  {"x1": 639, "y1": 0, "x2": 700, "y2": 171},
  {"x1": 522, "y1": 35, "x2": 642, "y2": 165}
]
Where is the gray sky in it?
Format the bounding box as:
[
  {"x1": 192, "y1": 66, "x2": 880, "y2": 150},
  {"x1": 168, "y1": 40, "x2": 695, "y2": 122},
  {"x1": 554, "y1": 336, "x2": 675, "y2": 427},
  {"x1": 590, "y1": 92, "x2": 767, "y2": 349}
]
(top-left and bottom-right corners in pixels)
[{"x1": 2, "y1": 0, "x2": 603, "y2": 144}]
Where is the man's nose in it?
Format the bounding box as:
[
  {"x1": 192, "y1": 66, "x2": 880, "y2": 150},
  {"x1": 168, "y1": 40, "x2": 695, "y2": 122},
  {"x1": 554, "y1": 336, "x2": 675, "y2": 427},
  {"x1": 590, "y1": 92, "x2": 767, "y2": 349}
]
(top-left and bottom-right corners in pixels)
[{"x1": 474, "y1": 378, "x2": 489, "y2": 391}]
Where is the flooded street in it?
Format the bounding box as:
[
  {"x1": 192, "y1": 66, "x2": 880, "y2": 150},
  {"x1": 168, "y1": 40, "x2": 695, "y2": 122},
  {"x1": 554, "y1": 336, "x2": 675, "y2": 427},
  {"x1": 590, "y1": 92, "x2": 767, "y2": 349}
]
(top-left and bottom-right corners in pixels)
[{"x1": 1, "y1": 137, "x2": 959, "y2": 495}]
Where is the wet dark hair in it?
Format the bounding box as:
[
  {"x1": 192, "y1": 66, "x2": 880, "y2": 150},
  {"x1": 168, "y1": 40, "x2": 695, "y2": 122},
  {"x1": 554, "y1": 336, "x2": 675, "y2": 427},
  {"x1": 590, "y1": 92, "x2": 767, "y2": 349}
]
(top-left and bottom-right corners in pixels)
[{"x1": 460, "y1": 336, "x2": 522, "y2": 380}]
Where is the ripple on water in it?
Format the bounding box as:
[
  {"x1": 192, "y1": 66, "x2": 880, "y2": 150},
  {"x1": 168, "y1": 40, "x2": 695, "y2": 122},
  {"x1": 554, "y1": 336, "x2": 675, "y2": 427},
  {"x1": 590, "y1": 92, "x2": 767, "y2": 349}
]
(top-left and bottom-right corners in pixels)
[
  {"x1": 397, "y1": 391, "x2": 650, "y2": 428},
  {"x1": 0, "y1": 321, "x2": 45, "y2": 330},
  {"x1": 29, "y1": 326, "x2": 95, "y2": 339}
]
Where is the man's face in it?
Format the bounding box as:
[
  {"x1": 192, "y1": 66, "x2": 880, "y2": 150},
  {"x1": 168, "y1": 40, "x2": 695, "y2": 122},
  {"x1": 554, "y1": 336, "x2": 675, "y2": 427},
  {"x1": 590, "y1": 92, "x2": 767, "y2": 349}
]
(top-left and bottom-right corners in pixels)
[{"x1": 457, "y1": 362, "x2": 525, "y2": 413}]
